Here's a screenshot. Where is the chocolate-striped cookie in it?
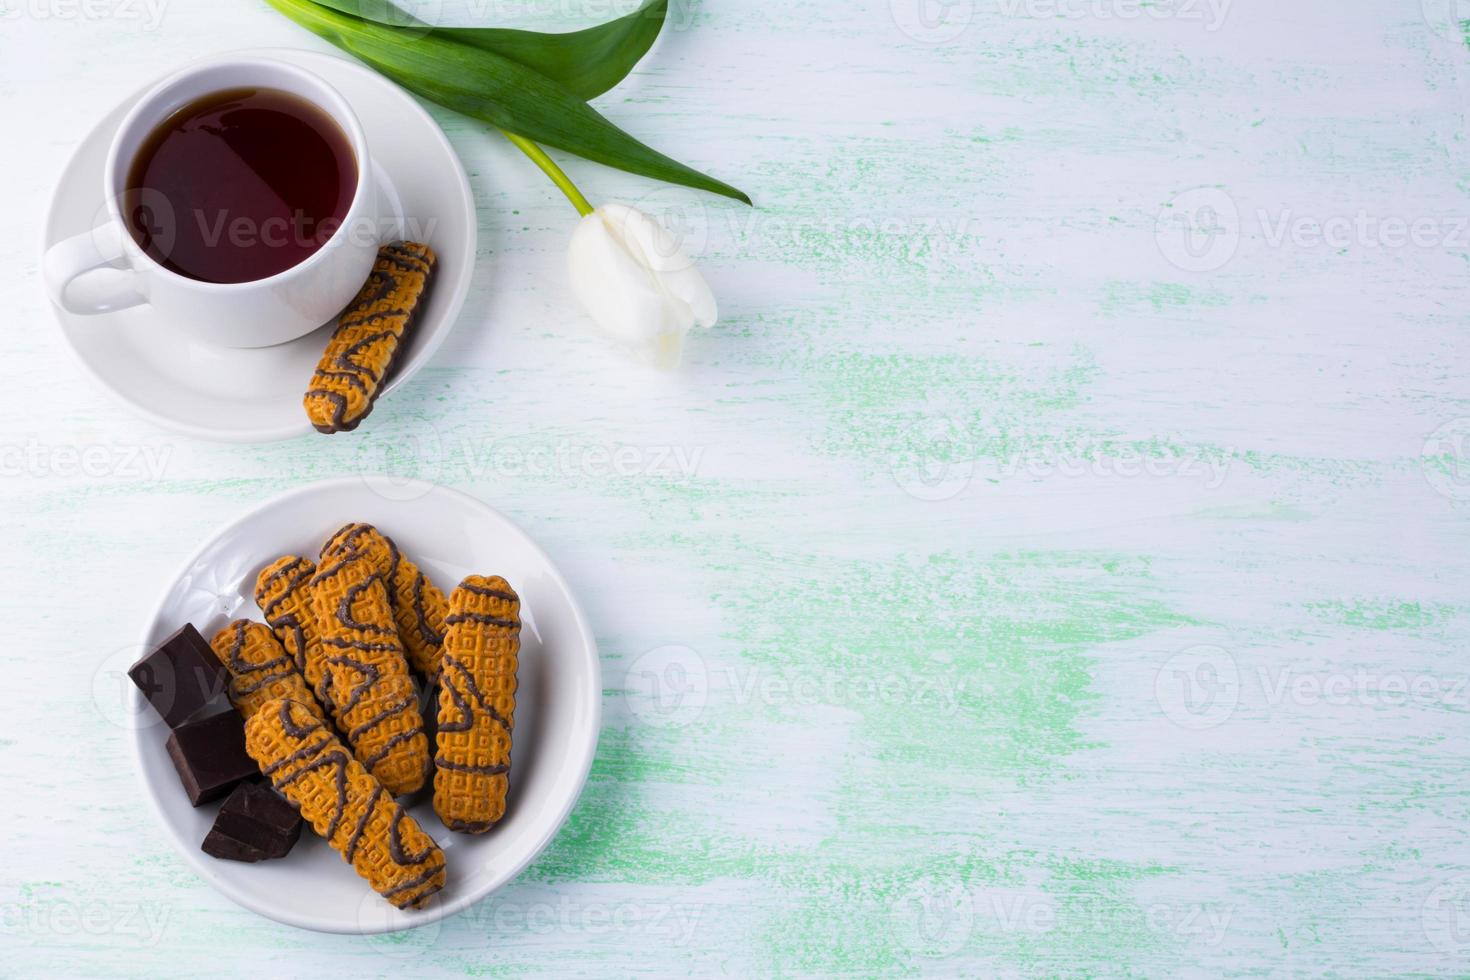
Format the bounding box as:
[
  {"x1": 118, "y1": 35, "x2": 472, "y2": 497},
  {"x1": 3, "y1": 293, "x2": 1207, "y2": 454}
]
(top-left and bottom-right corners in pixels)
[
  {"x1": 321, "y1": 523, "x2": 447, "y2": 680},
  {"x1": 435, "y1": 576, "x2": 520, "y2": 833},
  {"x1": 310, "y1": 548, "x2": 430, "y2": 795},
  {"x1": 303, "y1": 241, "x2": 436, "y2": 434},
  {"x1": 208, "y1": 620, "x2": 325, "y2": 721},
  {"x1": 254, "y1": 555, "x2": 328, "y2": 697},
  {"x1": 245, "y1": 698, "x2": 445, "y2": 910}
]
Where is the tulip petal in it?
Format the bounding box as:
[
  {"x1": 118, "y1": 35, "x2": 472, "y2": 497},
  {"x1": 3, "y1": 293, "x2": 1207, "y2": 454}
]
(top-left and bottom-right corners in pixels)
[
  {"x1": 602, "y1": 203, "x2": 718, "y2": 330},
  {"x1": 566, "y1": 204, "x2": 717, "y2": 369}
]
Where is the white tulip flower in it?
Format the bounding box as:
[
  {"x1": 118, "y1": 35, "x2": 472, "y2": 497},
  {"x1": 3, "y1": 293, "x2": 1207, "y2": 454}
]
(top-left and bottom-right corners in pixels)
[{"x1": 566, "y1": 203, "x2": 717, "y2": 369}]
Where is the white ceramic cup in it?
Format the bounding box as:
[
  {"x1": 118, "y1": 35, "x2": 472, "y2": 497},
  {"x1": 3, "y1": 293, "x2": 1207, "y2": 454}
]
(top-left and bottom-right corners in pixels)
[{"x1": 42, "y1": 56, "x2": 384, "y2": 349}]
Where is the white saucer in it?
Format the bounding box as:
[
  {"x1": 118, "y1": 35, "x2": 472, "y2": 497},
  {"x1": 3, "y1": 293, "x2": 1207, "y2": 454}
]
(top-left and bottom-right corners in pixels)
[
  {"x1": 129, "y1": 478, "x2": 601, "y2": 933},
  {"x1": 41, "y1": 49, "x2": 477, "y2": 443}
]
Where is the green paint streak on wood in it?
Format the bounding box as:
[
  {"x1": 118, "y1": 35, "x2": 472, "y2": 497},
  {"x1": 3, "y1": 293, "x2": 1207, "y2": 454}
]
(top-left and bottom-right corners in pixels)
[
  {"x1": 798, "y1": 348, "x2": 1098, "y2": 463},
  {"x1": 1098, "y1": 280, "x2": 1233, "y2": 314},
  {"x1": 1305, "y1": 599, "x2": 1458, "y2": 632},
  {"x1": 524, "y1": 547, "x2": 1198, "y2": 970},
  {"x1": 716, "y1": 549, "x2": 1198, "y2": 780}
]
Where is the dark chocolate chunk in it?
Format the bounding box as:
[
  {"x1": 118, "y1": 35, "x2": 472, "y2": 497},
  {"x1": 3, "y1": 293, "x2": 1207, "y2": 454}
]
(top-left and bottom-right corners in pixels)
[
  {"x1": 165, "y1": 708, "x2": 258, "y2": 806},
  {"x1": 201, "y1": 827, "x2": 273, "y2": 863},
  {"x1": 209, "y1": 782, "x2": 302, "y2": 860},
  {"x1": 129, "y1": 624, "x2": 230, "y2": 729}
]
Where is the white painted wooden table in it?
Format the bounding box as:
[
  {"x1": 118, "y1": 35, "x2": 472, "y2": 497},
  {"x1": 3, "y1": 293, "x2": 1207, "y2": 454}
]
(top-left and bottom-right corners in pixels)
[{"x1": 5, "y1": 0, "x2": 1470, "y2": 974}]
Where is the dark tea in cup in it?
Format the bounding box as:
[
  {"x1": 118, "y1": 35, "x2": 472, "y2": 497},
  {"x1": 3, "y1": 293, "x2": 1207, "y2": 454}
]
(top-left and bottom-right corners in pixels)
[{"x1": 123, "y1": 87, "x2": 356, "y2": 284}]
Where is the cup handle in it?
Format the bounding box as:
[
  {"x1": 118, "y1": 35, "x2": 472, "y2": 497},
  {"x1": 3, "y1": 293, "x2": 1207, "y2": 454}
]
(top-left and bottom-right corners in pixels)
[{"x1": 43, "y1": 222, "x2": 147, "y2": 316}]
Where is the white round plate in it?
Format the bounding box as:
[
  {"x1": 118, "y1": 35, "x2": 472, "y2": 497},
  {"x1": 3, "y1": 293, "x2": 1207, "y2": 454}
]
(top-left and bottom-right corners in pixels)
[
  {"x1": 41, "y1": 48, "x2": 477, "y2": 443},
  {"x1": 130, "y1": 478, "x2": 600, "y2": 934}
]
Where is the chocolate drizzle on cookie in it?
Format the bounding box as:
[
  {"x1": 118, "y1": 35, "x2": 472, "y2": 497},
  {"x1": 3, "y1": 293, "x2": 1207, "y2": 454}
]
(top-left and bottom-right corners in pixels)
[
  {"x1": 338, "y1": 574, "x2": 398, "y2": 636},
  {"x1": 303, "y1": 241, "x2": 437, "y2": 434},
  {"x1": 223, "y1": 621, "x2": 293, "y2": 694},
  {"x1": 255, "y1": 555, "x2": 321, "y2": 678},
  {"x1": 320, "y1": 523, "x2": 448, "y2": 678},
  {"x1": 433, "y1": 575, "x2": 520, "y2": 834},
  {"x1": 209, "y1": 620, "x2": 324, "y2": 722},
  {"x1": 244, "y1": 697, "x2": 446, "y2": 910},
  {"x1": 437, "y1": 651, "x2": 514, "y2": 735},
  {"x1": 309, "y1": 547, "x2": 429, "y2": 796},
  {"x1": 342, "y1": 783, "x2": 383, "y2": 864},
  {"x1": 410, "y1": 569, "x2": 445, "y2": 648}
]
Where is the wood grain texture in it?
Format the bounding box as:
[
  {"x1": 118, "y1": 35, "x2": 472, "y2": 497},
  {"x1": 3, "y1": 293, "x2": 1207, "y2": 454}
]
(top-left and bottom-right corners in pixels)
[{"x1": 5, "y1": 0, "x2": 1470, "y2": 975}]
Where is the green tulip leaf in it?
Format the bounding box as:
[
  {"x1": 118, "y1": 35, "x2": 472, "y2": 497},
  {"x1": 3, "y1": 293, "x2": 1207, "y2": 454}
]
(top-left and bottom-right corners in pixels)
[
  {"x1": 302, "y1": 0, "x2": 670, "y2": 100},
  {"x1": 268, "y1": 0, "x2": 748, "y2": 203}
]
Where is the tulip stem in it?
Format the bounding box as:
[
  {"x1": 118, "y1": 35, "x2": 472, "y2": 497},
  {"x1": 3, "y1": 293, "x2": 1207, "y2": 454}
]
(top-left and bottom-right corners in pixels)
[{"x1": 501, "y1": 130, "x2": 594, "y2": 217}]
